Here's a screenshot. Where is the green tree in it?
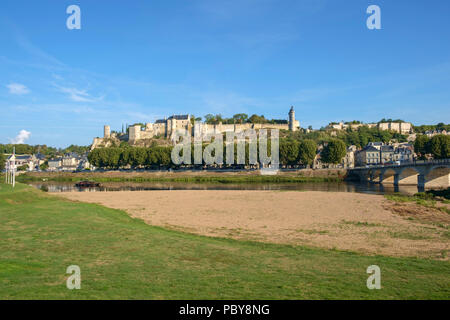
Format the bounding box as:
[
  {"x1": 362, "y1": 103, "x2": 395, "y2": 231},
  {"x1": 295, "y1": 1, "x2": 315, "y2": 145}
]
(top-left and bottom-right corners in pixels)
[
  {"x1": 96, "y1": 148, "x2": 107, "y2": 167},
  {"x1": 14, "y1": 144, "x2": 33, "y2": 154},
  {"x1": 345, "y1": 131, "x2": 360, "y2": 147},
  {"x1": 39, "y1": 161, "x2": 49, "y2": 171},
  {"x1": 88, "y1": 149, "x2": 101, "y2": 167},
  {"x1": 17, "y1": 164, "x2": 28, "y2": 171},
  {"x1": 377, "y1": 130, "x2": 393, "y2": 143},
  {"x1": 392, "y1": 132, "x2": 408, "y2": 143},
  {"x1": 429, "y1": 135, "x2": 450, "y2": 159},
  {"x1": 248, "y1": 114, "x2": 267, "y2": 124},
  {"x1": 322, "y1": 139, "x2": 347, "y2": 164},
  {"x1": 204, "y1": 114, "x2": 215, "y2": 124},
  {"x1": 106, "y1": 148, "x2": 122, "y2": 168},
  {"x1": 148, "y1": 146, "x2": 172, "y2": 167},
  {"x1": 147, "y1": 147, "x2": 159, "y2": 167},
  {"x1": 158, "y1": 146, "x2": 173, "y2": 167},
  {"x1": 279, "y1": 140, "x2": 300, "y2": 166},
  {"x1": 119, "y1": 148, "x2": 131, "y2": 167},
  {"x1": 298, "y1": 139, "x2": 317, "y2": 166},
  {"x1": 232, "y1": 113, "x2": 248, "y2": 124},
  {"x1": 62, "y1": 145, "x2": 89, "y2": 155},
  {"x1": 414, "y1": 123, "x2": 450, "y2": 133},
  {"x1": 0, "y1": 153, "x2": 5, "y2": 171},
  {"x1": 414, "y1": 135, "x2": 430, "y2": 158},
  {"x1": 130, "y1": 148, "x2": 147, "y2": 167}
]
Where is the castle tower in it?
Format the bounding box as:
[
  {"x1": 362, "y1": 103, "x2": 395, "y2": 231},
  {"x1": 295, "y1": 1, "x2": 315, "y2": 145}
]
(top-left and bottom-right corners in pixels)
[
  {"x1": 104, "y1": 125, "x2": 111, "y2": 138},
  {"x1": 170, "y1": 117, "x2": 177, "y2": 139},
  {"x1": 288, "y1": 106, "x2": 296, "y2": 132},
  {"x1": 129, "y1": 125, "x2": 141, "y2": 142},
  {"x1": 171, "y1": 117, "x2": 177, "y2": 132}
]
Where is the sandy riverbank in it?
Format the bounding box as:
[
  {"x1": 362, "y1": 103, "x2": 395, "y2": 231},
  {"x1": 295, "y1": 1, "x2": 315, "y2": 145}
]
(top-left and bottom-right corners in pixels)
[{"x1": 59, "y1": 190, "x2": 450, "y2": 259}]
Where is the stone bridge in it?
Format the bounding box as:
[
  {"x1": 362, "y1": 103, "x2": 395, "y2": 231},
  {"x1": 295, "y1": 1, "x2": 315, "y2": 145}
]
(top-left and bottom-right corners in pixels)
[{"x1": 348, "y1": 159, "x2": 450, "y2": 191}]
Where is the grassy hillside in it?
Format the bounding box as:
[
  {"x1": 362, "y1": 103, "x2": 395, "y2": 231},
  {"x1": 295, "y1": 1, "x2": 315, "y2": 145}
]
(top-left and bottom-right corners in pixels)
[{"x1": 0, "y1": 183, "x2": 448, "y2": 299}]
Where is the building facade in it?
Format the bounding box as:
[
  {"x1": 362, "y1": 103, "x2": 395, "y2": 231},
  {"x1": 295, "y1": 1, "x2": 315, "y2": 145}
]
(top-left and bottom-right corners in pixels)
[
  {"x1": 342, "y1": 145, "x2": 357, "y2": 168},
  {"x1": 377, "y1": 122, "x2": 412, "y2": 134},
  {"x1": 355, "y1": 143, "x2": 415, "y2": 167},
  {"x1": 355, "y1": 146, "x2": 381, "y2": 166},
  {"x1": 380, "y1": 145, "x2": 395, "y2": 164},
  {"x1": 48, "y1": 158, "x2": 62, "y2": 171},
  {"x1": 47, "y1": 153, "x2": 90, "y2": 171},
  {"x1": 6, "y1": 154, "x2": 38, "y2": 171}
]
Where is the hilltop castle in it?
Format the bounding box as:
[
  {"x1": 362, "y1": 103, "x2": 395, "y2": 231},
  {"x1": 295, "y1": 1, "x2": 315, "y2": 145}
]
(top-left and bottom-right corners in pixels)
[{"x1": 93, "y1": 107, "x2": 300, "y2": 148}]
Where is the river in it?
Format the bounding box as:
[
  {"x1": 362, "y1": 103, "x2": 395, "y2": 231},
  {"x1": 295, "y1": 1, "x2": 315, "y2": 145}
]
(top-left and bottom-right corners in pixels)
[{"x1": 28, "y1": 181, "x2": 421, "y2": 195}]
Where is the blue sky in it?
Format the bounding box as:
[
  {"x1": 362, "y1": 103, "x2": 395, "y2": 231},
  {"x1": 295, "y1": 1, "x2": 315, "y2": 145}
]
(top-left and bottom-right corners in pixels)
[{"x1": 1, "y1": 0, "x2": 449, "y2": 147}]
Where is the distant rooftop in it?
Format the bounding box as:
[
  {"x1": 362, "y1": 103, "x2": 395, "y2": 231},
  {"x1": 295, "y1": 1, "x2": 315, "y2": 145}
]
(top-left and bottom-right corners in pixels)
[
  {"x1": 10, "y1": 155, "x2": 32, "y2": 160},
  {"x1": 155, "y1": 115, "x2": 190, "y2": 123},
  {"x1": 363, "y1": 146, "x2": 379, "y2": 152},
  {"x1": 380, "y1": 145, "x2": 394, "y2": 152},
  {"x1": 168, "y1": 115, "x2": 190, "y2": 120}
]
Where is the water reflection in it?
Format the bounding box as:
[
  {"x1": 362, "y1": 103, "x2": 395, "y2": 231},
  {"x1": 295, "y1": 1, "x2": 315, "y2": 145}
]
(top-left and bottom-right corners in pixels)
[{"x1": 28, "y1": 181, "x2": 421, "y2": 196}]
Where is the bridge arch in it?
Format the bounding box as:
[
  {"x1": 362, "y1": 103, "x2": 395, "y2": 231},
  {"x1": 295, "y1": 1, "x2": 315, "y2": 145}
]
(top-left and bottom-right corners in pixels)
[
  {"x1": 396, "y1": 167, "x2": 420, "y2": 186},
  {"x1": 380, "y1": 168, "x2": 396, "y2": 184},
  {"x1": 424, "y1": 166, "x2": 450, "y2": 189},
  {"x1": 367, "y1": 168, "x2": 383, "y2": 183}
]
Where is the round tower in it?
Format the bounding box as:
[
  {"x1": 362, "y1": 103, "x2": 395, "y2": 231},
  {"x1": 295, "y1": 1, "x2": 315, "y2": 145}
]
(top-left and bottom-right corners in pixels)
[
  {"x1": 104, "y1": 125, "x2": 111, "y2": 138},
  {"x1": 171, "y1": 116, "x2": 177, "y2": 131},
  {"x1": 288, "y1": 106, "x2": 295, "y2": 131}
]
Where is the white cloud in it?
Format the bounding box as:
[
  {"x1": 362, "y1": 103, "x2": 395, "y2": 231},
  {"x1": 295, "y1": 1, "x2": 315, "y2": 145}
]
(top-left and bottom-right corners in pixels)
[
  {"x1": 7, "y1": 83, "x2": 30, "y2": 95},
  {"x1": 10, "y1": 129, "x2": 31, "y2": 144},
  {"x1": 59, "y1": 87, "x2": 93, "y2": 102},
  {"x1": 55, "y1": 85, "x2": 103, "y2": 102}
]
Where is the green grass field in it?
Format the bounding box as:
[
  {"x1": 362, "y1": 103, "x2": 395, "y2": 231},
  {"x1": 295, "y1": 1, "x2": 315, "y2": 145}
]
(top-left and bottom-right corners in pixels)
[
  {"x1": 0, "y1": 183, "x2": 449, "y2": 299},
  {"x1": 385, "y1": 194, "x2": 450, "y2": 214}
]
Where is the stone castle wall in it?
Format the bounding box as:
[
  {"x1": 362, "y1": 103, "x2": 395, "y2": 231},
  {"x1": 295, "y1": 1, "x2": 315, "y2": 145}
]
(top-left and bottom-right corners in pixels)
[
  {"x1": 377, "y1": 122, "x2": 412, "y2": 134},
  {"x1": 329, "y1": 122, "x2": 412, "y2": 134},
  {"x1": 95, "y1": 107, "x2": 300, "y2": 147}
]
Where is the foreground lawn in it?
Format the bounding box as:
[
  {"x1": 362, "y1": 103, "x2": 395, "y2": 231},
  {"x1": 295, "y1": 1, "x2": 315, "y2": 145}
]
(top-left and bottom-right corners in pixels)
[{"x1": 0, "y1": 183, "x2": 449, "y2": 299}]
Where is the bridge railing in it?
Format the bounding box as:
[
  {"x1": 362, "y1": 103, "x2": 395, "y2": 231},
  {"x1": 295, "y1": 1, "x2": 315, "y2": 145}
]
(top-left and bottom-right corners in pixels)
[{"x1": 351, "y1": 158, "x2": 450, "y2": 170}]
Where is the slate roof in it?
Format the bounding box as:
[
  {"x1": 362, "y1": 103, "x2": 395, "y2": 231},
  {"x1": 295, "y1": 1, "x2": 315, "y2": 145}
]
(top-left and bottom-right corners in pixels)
[
  {"x1": 362, "y1": 146, "x2": 379, "y2": 152},
  {"x1": 168, "y1": 115, "x2": 189, "y2": 120},
  {"x1": 35, "y1": 153, "x2": 46, "y2": 160},
  {"x1": 64, "y1": 152, "x2": 79, "y2": 158},
  {"x1": 380, "y1": 145, "x2": 394, "y2": 152},
  {"x1": 14, "y1": 155, "x2": 33, "y2": 160}
]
